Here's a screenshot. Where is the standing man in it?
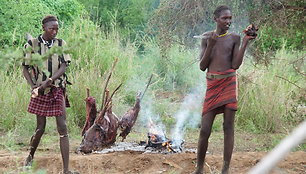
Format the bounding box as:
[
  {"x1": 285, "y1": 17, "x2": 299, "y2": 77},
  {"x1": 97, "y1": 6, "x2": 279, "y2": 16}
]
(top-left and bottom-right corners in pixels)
[
  {"x1": 193, "y1": 5, "x2": 256, "y2": 174},
  {"x1": 23, "y1": 15, "x2": 78, "y2": 174}
]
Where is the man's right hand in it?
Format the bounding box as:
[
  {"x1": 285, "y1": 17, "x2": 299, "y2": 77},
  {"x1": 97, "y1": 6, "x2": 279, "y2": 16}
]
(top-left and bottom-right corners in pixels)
[
  {"x1": 207, "y1": 32, "x2": 218, "y2": 47},
  {"x1": 40, "y1": 78, "x2": 53, "y2": 90},
  {"x1": 31, "y1": 84, "x2": 39, "y2": 90}
]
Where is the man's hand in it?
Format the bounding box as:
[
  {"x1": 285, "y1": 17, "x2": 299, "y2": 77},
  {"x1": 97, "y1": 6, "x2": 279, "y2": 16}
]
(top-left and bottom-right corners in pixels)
[
  {"x1": 243, "y1": 34, "x2": 256, "y2": 43},
  {"x1": 207, "y1": 32, "x2": 218, "y2": 47},
  {"x1": 243, "y1": 24, "x2": 258, "y2": 42},
  {"x1": 31, "y1": 84, "x2": 39, "y2": 90},
  {"x1": 40, "y1": 78, "x2": 53, "y2": 90}
]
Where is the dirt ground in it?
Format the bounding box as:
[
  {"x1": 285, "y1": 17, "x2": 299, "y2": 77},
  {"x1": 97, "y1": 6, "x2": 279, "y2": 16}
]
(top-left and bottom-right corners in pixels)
[{"x1": 0, "y1": 141, "x2": 305, "y2": 174}]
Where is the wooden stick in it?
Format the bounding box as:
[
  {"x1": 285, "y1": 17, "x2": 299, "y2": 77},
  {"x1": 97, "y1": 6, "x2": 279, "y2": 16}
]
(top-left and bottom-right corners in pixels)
[
  {"x1": 275, "y1": 75, "x2": 302, "y2": 89},
  {"x1": 98, "y1": 83, "x2": 122, "y2": 121},
  {"x1": 248, "y1": 120, "x2": 306, "y2": 174},
  {"x1": 25, "y1": 33, "x2": 33, "y2": 42},
  {"x1": 86, "y1": 88, "x2": 90, "y2": 98},
  {"x1": 100, "y1": 58, "x2": 119, "y2": 111},
  {"x1": 141, "y1": 74, "x2": 153, "y2": 100}
]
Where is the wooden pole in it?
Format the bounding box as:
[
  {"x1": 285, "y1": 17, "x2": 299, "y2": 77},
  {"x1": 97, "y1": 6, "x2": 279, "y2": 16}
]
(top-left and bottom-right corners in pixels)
[{"x1": 247, "y1": 120, "x2": 306, "y2": 174}]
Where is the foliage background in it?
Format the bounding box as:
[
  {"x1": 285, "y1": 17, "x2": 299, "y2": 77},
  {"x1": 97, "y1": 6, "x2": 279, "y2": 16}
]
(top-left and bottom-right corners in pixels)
[{"x1": 0, "y1": 0, "x2": 305, "y2": 151}]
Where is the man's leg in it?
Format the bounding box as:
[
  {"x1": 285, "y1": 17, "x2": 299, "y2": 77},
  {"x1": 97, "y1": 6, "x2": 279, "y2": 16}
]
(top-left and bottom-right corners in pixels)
[
  {"x1": 222, "y1": 108, "x2": 235, "y2": 174},
  {"x1": 194, "y1": 110, "x2": 217, "y2": 174},
  {"x1": 25, "y1": 115, "x2": 46, "y2": 166},
  {"x1": 55, "y1": 101, "x2": 71, "y2": 174}
]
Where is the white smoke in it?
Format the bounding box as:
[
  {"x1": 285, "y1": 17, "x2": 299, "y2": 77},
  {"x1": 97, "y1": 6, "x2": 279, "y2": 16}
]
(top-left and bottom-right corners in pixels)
[
  {"x1": 171, "y1": 81, "x2": 205, "y2": 146},
  {"x1": 139, "y1": 95, "x2": 167, "y2": 138}
]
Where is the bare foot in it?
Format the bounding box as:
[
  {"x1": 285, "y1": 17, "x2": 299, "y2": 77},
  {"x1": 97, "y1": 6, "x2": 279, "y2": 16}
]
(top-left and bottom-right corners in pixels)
[
  {"x1": 24, "y1": 154, "x2": 33, "y2": 167},
  {"x1": 63, "y1": 171, "x2": 80, "y2": 174},
  {"x1": 191, "y1": 170, "x2": 203, "y2": 174},
  {"x1": 221, "y1": 166, "x2": 229, "y2": 174},
  {"x1": 221, "y1": 161, "x2": 230, "y2": 174}
]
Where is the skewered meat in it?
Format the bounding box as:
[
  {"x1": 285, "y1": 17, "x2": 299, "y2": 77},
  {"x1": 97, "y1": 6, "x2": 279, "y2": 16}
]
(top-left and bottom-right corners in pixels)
[
  {"x1": 118, "y1": 74, "x2": 153, "y2": 141},
  {"x1": 118, "y1": 93, "x2": 141, "y2": 141},
  {"x1": 81, "y1": 89, "x2": 97, "y2": 136},
  {"x1": 243, "y1": 24, "x2": 258, "y2": 37},
  {"x1": 78, "y1": 101, "x2": 119, "y2": 153}
]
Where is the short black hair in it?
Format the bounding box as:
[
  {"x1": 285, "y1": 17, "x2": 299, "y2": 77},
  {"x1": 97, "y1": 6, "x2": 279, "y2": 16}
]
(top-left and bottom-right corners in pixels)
[
  {"x1": 42, "y1": 15, "x2": 58, "y2": 25},
  {"x1": 214, "y1": 5, "x2": 230, "y2": 18}
]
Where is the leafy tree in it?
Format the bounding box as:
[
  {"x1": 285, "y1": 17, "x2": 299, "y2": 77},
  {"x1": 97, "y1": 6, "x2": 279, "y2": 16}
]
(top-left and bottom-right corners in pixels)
[
  {"x1": 0, "y1": 0, "x2": 84, "y2": 47},
  {"x1": 249, "y1": 0, "x2": 306, "y2": 52},
  {"x1": 78, "y1": 0, "x2": 158, "y2": 38},
  {"x1": 148, "y1": 0, "x2": 252, "y2": 53},
  {"x1": 149, "y1": 0, "x2": 305, "y2": 61}
]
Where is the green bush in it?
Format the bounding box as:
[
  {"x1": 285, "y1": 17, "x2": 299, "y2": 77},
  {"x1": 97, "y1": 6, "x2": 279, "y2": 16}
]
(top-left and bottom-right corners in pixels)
[
  {"x1": 0, "y1": 0, "x2": 305, "y2": 151},
  {"x1": 236, "y1": 49, "x2": 305, "y2": 133},
  {"x1": 0, "y1": 0, "x2": 84, "y2": 47},
  {"x1": 78, "y1": 0, "x2": 156, "y2": 39},
  {"x1": 256, "y1": 25, "x2": 305, "y2": 52}
]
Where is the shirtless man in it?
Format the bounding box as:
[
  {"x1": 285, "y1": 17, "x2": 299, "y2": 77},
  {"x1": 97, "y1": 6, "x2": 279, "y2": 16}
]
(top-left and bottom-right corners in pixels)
[{"x1": 193, "y1": 5, "x2": 256, "y2": 174}]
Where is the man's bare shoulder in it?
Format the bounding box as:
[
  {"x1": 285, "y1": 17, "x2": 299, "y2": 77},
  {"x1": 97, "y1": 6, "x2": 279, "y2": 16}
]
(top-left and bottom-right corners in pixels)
[
  {"x1": 229, "y1": 32, "x2": 241, "y2": 42},
  {"x1": 229, "y1": 32, "x2": 240, "y2": 38}
]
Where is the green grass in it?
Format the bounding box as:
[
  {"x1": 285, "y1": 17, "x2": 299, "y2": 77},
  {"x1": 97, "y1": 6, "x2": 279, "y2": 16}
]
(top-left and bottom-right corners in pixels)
[
  {"x1": 0, "y1": 15, "x2": 305, "y2": 152},
  {"x1": 236, "y1": 49, "x2": 305, "y2": 133}
]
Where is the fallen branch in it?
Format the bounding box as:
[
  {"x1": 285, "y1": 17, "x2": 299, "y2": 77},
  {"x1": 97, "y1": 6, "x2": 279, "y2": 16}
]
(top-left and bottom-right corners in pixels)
[{"x1": 275, "y1": 75, "x2": 302, "y2": 89}]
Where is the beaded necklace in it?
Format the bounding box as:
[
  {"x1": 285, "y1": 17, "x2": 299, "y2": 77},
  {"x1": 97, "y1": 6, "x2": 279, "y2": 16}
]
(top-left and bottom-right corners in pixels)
[{"x1": 217, "y1": 31, "x2": 228, "y2": 37}]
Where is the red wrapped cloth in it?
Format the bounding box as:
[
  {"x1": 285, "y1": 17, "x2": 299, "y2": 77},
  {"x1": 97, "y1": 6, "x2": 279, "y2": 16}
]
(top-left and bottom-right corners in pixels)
[
  {"x1": 28, "y1": 87, "x2": 69, "y2": 117},
  {"x1": 202, "y1": 69, "x2": 238, "y2": 116}
]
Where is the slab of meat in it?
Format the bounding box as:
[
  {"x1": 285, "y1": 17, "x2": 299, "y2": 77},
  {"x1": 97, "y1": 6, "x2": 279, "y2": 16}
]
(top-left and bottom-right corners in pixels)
[
  {"x1": 118, "y1": 74, "x2": 153, "y2": 141},
  {"x1": 81, "y1": 94, "x2": 97, "y2": 136},
  {"x1": 78, "y1": 89, "x2": 120, "y2": 153},
  {"x1": 118, "y1": 93, "x2": 141, "y2": 141},
  {"x1": 78, "y1": 102, "x2": 119, "y2": 153}
]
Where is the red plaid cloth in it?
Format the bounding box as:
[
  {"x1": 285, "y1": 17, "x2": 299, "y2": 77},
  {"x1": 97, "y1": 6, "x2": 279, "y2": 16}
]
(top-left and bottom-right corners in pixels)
[
  {"x1": 202, "y1": 69, "x2": 237, "y2": 116},
  {"x1": 28, "y1": 87, "x2": 70, "y2": 117}
]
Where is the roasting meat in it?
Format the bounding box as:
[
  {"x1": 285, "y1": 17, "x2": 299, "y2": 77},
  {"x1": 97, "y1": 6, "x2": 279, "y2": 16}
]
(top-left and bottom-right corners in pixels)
[
  {"x1": 78, "y1": 102, "x2": 119, "y2": 153},
  {"x1": 78, "y1": 89, "x2": 120, "y2": 153},
  {"x1": 243, "y1": 24, "x2": 258, "y2": 37},
  {"x1": 81, "y1": 96, "x2": 97, "y2": 136},
  {"x1": 118, "y1": 93, "x2": 141, "y2": 141}
]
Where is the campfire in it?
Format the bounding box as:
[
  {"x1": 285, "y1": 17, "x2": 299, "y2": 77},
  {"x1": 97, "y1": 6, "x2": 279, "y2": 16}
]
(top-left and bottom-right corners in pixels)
[
  {"x1": 144, "y1": 132, "x2": 184, "y2": 153},
  {"x1": 140, "y1": 119, "x2": 184, "y2": 153}
]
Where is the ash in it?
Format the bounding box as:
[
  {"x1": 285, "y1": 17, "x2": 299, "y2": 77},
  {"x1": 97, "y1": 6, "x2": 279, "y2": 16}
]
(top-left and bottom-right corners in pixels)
[{"x1": 93, "y1": 142, "x2": 196, "y2": 154}]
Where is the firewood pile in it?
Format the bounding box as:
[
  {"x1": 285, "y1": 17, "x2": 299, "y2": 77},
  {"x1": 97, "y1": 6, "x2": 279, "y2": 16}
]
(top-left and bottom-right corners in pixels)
[{"x1": 143, "y1": 133, "x2": 183, "y2": 153}]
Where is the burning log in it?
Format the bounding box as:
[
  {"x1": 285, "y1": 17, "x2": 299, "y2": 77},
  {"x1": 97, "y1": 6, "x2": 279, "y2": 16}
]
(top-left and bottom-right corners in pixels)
[
  {"x1": 118, "y1": 74, "x2": 153, "y2": 141},
  {"x1": 81, "y1": 88, "x2": 97, "y2": 136},
  {"x1": 144, "y1": 132, "x2": 184, "y2": 153},
  {"x1": 142, "y1": 119, "x2": 184, "y2": 153}
]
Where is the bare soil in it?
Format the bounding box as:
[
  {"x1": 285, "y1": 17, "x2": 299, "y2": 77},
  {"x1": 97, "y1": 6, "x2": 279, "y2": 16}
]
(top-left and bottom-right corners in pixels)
[{"x1": 0, "y1": 140, "x2": 305, "y2": 174}]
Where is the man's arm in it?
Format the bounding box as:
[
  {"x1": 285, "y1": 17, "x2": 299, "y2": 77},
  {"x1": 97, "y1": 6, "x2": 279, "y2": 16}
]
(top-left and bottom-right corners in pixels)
[
  {"x1": 232, "y1": 35, "x2": 255, "y2": 69},
  {"x1": 40, "y1": 63, "x2": 67, "y2": 89},
  {"x1": 199, "y1": 32, "x2": 217, "y2": 71},
  {"x1": 23, "y1": 66, "x2": 36, "y2": 89}
]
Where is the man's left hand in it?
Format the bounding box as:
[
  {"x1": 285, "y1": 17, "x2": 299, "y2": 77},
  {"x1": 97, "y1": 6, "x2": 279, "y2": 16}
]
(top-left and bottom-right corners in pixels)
[
  {"x1": 243, "y1": 35, "x2": 256, "y2": 42},
  {"x1": 40, "y1": 78, "x2": 53, "y2": 90}
]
